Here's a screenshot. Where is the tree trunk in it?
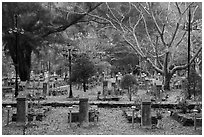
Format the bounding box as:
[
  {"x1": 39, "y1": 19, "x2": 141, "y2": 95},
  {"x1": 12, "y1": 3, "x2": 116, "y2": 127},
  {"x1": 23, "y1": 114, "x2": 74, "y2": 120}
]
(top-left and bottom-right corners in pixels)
[
  {"x1": 83, "y1": 82, "x2": 86, "y2": 92},
  {"x1": 128, "y1": 87, "x2": 132, "y2": 101},
  {"x1": 163, "y1": 73, "x2": 171, "y2": 91}
]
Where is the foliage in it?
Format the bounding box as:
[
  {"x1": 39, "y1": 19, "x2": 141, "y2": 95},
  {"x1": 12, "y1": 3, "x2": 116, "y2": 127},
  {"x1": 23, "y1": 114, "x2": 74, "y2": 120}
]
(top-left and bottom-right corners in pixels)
[
  {"x1": 182, "y1": 65, "x2": 202, "y2": 99},
  {"x1": 178, "y1": 100, "x2": 188, "y2": 114},
  {"x1": 2, "y1": 2, "x2": 53, "y2": 80},
  {"x1": 2, "y1": 50, "x2": 15, "y2": 77},
  {"x1": 71, "y1": 53, "x2": 96, "y2": 92},
  {"x1": 2, "y1": 2, "x2": 102, "y2": 81},
  {"x1": 90, "y1": 2, "x2": 202, "y2": 91},
  {"x1": 105, "y1": 41, "x2": 139, "y2": 74},
  {"x1": 120, "y1": 74, "x2": 138, "y2": 101}
]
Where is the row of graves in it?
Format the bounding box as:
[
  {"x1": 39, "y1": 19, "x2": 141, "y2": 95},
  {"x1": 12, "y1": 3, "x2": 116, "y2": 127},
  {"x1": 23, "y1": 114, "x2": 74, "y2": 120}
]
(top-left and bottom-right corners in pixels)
[
  {"x1": 3, "y1": 77, "x2": 69, "y2": 134},
  {"x1": 5, "y1": 94, "x2": 99, "y2": 134},
  {"x1": 4, "y1": 91, "x2": 52, "y2": 135},
  {"x1": 2, "y1": 76, "x2": 68, "y2": 101},
  {"x1": 122, "y1": 99, "x2": 202, "y2": 129},
  {"x1": 122, "y1": 80, "x2": 202, "y2": 129},
  {"x1": 98, "y1": 77, "x2": 121, "y2": 101}
]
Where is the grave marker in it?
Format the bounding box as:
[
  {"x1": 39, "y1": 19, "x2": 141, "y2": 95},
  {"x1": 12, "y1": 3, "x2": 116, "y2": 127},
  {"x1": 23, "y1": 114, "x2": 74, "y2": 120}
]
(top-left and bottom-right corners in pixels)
[
  {"x1": 141, "y1": 95, "x2": 151, "y2": 128},
  {"x1": 79, "y1": 98, "x2": 89, "y2": 127},
  {"x1": 17, "y1": 92, "x2": 28, "y2": 124},
  {"x1": 155, "y1": 79, "x2": 162, "y2": 100}
]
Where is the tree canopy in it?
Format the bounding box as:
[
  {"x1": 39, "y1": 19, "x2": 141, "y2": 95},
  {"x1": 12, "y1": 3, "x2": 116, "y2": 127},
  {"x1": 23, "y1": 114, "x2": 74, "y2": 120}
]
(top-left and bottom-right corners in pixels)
[{"x1": 71, "y1": 53, "x2": 96, "y2": 92}]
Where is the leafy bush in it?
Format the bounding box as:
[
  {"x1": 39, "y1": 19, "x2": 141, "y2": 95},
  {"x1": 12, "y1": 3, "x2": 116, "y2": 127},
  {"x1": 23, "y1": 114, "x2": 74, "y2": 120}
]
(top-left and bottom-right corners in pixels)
[
  {"x1": 121, "y1": 74, "x2": 138, "y2": 101},
  {"x1": 178, "y1": 100, "x2": 188, "y2": 114},
  {"x1": 71, "y1": 53, "x2": 95, "y2": 92},
  {"x1": 181, "y1": 67, "x2": 202, "y2": 99}
]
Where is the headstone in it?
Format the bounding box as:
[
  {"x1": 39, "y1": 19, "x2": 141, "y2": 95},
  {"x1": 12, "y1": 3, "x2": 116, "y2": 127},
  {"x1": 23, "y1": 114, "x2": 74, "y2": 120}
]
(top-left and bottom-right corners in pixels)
[
  {"x1": 79, "y1": 98, "x2": 89, "y2": 126},
  {"x1": 155, "y1": 79, "x2": 162, "y2": 100},
  {"x1": 141, "y1": 95, "x2": 151, "y2": 128},
  {"x1": 17, "y1": 92, "x2": 28, "y2": 124}
]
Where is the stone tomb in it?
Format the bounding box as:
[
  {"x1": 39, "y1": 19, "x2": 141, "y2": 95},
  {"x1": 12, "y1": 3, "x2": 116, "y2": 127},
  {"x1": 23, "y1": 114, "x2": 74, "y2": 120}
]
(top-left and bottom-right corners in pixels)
[
  {"x1": 141, "y1": 95, "x2": 152, "y2": 128},
  {"x1": 16, "y1": 92, "x2": 28, "y2": 123},
  {"x1": 79, "y1": 98, "x2": 89, "y2": 126},
  {"x1": 68, "y1": 104, "x2": 99, "y2": 123}
]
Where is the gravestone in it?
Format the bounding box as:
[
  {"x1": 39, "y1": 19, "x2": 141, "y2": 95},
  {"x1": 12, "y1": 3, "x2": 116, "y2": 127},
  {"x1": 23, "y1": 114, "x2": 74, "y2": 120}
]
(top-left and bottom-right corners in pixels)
[
  {"x1": 155, "y1": 79, "x2": 162, "y2": 100},
  {"x1": 141, "y1": 95, "x2": 151, "y2": 128},
  {"x1": 17, "y1": 92, "x2": 28, "y2": 123},
  {"x1": 79, "y1": 98, "x2": 89, "y2": 126}
]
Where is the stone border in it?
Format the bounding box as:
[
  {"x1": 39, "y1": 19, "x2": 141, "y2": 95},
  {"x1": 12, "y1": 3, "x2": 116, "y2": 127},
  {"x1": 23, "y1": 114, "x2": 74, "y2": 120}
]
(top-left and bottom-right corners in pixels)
[
  {"x1": 171, "y1": 111, "x2": 202, "y2": 127},
  {"x1": 2, "y1": 101, "x2": 201, "y2": 109}
]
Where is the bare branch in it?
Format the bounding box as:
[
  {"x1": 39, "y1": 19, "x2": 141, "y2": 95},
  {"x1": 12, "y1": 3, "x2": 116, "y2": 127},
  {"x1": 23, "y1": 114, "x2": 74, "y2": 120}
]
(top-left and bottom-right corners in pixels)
[
  {"x1": 168, "y1": 18, "x2": 182, "y2": 47},
  {"x1": 155, "y1": 36, "x2": 162, "y2": 68},
  {"x1": 149, "y1": 9, "x2": 167, "y2": 46},
  {"x1": 191, "y1": 5, "x2": 199, "y2": 23},
  {"x1": 182, "y1": 2, "x2": 194, "y2": 15},
  {"x1": 175, "y1": 2, "x2": 181, "y2": 14},
  {"x1": 106, "y1": 3, "x2": 120, "y2": 23},
  {"x1": 141, "y1": 13, "x2": 156, "y2": 51},
  {"x1": 171, "y1": 46, "x2": 202, "y2": 73},
  {"x1": 123, "y1": 35, "x2": 144, "y2": 57},
  {"x1": 175, "y1": 31, "x2": 187, "y2": 48},
  {"x1": 168, "y1": 31, "x2": 186, "y2": 67},
  {"x1": 41, "y1": 2, "x2": 103, "y2": 37},
  {"x1": 151, "y1": 11, "x2": 162, "y2": 34},
  {"x1": 138, "y1": 3, "x2": 150, "y2": 15},
  {"x1": 149, "y1": 52, "x2": 166, "y2": 58},
  {"x1": 87, "y1": 14, "x2": 120, "y2": 31},
  {"x1": 146, "y1": 58, "x2": 163, "y2": 74},
  {"x1": 78, "y1": 19, "x2": 109, "y2": 25},
  {"x1": 165, "y1": 2, "x2": 171, "y2": 23},
  {"x1": 132, "y1": 15, "x2": 145, "y2": 57}
]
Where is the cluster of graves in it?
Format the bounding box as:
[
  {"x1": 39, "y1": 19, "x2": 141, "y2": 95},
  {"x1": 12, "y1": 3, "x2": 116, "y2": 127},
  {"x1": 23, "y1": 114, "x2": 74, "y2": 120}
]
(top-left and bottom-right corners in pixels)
[
  {"x1": 5, "y1": 95, "x2": 99, "y2": 134},
  {"x1": 2, "y1": 76, "x2": 68, "y2": 101},
  {"x1": 2, "y1": 73, "x2": 202, "y2": 134}
]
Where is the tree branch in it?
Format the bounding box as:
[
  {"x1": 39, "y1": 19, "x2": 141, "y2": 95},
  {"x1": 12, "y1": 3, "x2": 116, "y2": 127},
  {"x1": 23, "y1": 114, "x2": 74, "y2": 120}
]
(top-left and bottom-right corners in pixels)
[
  {"x1": 168, "y1": 3, "x2": 182, "y2": 47},
  {"x1": 146, "y1": 58, "x2": 163, "y2": 74},
  {"x1": 171, "y1": 46, "x2": 202, "y2": 74},
  {"x1": 123, "y1": 35, "x2": 144, "y2": 57},
  {"x1": 155, "y1": 36, "x2": 164, "y2": 69},
  {"x1": 175, "y1": 2, "x2": 181, "y2": 14},
  {"x1": 41, "y1": 2, "x2": 103, "y2": 38}
]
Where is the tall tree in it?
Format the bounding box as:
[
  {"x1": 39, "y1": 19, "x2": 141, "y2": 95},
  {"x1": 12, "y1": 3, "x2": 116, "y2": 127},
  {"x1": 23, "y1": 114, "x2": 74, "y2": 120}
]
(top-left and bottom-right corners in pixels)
[
  {"x1": 89, "y1": 2, "x2": 202, "y2": 90},
  {"x1": 71, "y1": 53, "x2": 96, "y2": 92},
  {"x1": 2, "y1": 2, "x2": 102, "y2": 81}
]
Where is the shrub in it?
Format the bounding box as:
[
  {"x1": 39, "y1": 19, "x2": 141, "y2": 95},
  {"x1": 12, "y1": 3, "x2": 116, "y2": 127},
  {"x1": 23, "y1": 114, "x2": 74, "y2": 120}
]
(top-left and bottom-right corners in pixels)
[
  {"x1": 121, "y1": 74, "x2": 138, "y2": 101},
  {"x1": 71, "y1": 53, "x2": 95, "y2": 92}
]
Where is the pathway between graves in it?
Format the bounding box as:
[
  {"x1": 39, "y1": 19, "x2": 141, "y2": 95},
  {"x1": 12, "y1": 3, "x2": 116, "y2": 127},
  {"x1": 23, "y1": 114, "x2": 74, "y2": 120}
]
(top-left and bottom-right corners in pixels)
[{"x1": 2, "y1": 107, "x2": 202, "y2": 135}]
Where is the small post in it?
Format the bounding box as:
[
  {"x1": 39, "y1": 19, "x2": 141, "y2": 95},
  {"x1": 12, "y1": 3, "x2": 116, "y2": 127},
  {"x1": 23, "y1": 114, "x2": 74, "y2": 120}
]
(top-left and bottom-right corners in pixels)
[
  {"x1": 193, "y1": 109, "x2": 198, "y2": 130},
  {"x1": 68, "y1": 106, "x2": 73, "y2": 127},
  {"x1": 131, "y1": 106, "x2": 136, "y2": 128},
  {"x1": 6, "y1": 105, "x2": 12, "y2": 125}
]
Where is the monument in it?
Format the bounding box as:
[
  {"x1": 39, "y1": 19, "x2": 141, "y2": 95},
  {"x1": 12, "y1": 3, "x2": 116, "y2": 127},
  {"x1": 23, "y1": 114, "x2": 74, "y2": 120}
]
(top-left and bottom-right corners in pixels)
[{"x1": 141, "y1": 95, "x2": 151, "y2": 128}]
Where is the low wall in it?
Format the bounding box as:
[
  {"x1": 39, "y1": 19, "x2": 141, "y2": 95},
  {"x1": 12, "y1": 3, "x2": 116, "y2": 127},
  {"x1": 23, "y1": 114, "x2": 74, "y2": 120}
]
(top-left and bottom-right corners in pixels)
[{"x1": 2, "y1": 101, "x2": 201, "y2": 109}]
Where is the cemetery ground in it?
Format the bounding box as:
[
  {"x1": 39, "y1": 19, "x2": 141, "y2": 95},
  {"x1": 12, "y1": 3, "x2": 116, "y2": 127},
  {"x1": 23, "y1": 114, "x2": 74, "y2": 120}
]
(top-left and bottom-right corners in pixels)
[{"x1": 2, "y1": 86, "x2": 202, "y2": 135}]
